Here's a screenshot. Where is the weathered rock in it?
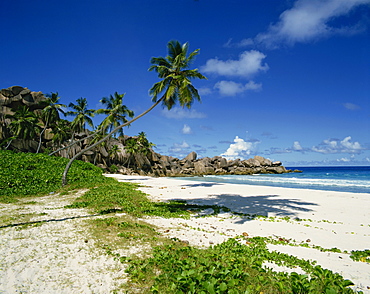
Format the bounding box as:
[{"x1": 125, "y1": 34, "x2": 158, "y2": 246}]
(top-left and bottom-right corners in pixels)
[
  {"x1": 266, "y1": 166, "x2": 287, "y2": 174},
  {"x1": 246, "y1": 158, "x2": 261, "y2": 167},
  {"x1": 184, "y1": 151, "x2": 197, "y2": 161},
  {"x1": 254, "y1": 155, "x2": 272, "y2": 166}
]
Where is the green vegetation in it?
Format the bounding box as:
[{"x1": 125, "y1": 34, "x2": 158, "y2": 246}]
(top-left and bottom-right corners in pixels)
[
  {"x1": 0, "y1": 149, "x2": 105, "y2": 202},
  {"x1": 125, "y1": 237, "x2": 355, "y2": 293},
  {"x1": 350, "y1": 249, "x2": 370, "y2": 263},
  {"x1": 0, "y1": 151, "x2": 360, "y2": 293}
]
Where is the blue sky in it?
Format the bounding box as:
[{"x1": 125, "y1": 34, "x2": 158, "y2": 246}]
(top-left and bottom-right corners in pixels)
[{"x1": 1, "y1": 0, "x2": 370, "y2": 166}]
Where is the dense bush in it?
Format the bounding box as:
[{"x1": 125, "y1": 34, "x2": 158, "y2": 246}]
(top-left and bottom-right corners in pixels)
[{"x1": 0, "y1": 150, "x2": 106, "y2": 201}]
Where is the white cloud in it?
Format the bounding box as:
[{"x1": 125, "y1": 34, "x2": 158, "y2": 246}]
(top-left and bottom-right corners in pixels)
[
  {"x1": 162, "y1": 107, "x2": 206, "y2": 119},
  {"x1": 245, "y1": 81, "x2": 262, "y2": 91},
  {"x1": 168, "y1": 141, "x2": 190, "y2": 155},
  {"x1": 221, "y1": 136, "x2": 260, "y2": 160},
  {"x1": 337, "y1": 157, "x2": 351, "y2": 162},
  {"x1": 198, "y1": 87, "x2": 212, "y2": 96},
  {"x1": 343, "y1": 102, "x2": 360, "y2": 110},
  {"x1": 214, "y1": 81, "x2": 245, "y2": 96},
  {"x1": 181, "y1": 124, "x2": 192, "y2": 134},
  {"x1": 214, "y1": 80, "x2": 262, "y2": 96},
  {"x1": 312, "y1": 136, "x2": 363, "y2": 154},
  {"x1": 293, "y1": 141, "x2": 303, "y2": 151},
  {"x1": 224, "y1": 38, "x2": 254, "y2": 48},
  {"x1": 255, "y1": 0, "x2": 370, "y2": 47},
  {"x1": 201, "y1": 50, "x2": 269, "y2": 78}
]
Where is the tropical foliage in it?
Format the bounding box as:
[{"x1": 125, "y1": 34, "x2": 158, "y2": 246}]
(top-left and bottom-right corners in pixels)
[
  {"x1": 5, "y1": 106, "x2": 40, "y2": 141},
  {"x1": 149, "y1": 40, "x2": 207, "y2": 109},
  {"x1": 124, "y1": 132, "x2": 155, "y2": 168},
  {"x1": 36, "y1": 92, "x2": 66, "y2": 153},
  {"x1": 96, "y1": 92, "x2": 134, "y2": 137},
  {"x1": 66, "y1": 97, "x2": 95, "y2": 134}
]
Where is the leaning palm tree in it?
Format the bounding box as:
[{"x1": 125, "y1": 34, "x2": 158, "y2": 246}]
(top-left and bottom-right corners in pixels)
[
  {"x1": 62, "y1": 40, "x2": 206, "y2": 186},
  {"x1": 36, "y1": 92, "x2": 66, "y2": 153},
  {"x1": 96, "y1": 92, "x2": 134, "y2": 138}
]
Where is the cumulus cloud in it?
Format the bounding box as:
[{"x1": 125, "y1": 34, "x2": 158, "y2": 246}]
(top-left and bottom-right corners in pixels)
[
  {"x1": 221, "y1": 136, "x2": 260, "y2": 160},
  {"x1": 181, "y1": 124, "x2": 192, "y2": 134},
  {"x1": 293, "y1": 141, "x2": 303, "y2": 151},
  {"x1": 311, "y1": 136, "x2": 363, "y2": 154},
  {"x1": 214, "y1": 80, "x2": 262, "y2": 96},
  {"x1": 343, "y1": 102, "x2": 360, "y2": 110},
  {"x1": 162, "y1": 107, "x2": 206, "y2": 119},
  {"x1": 168, "y1": 141, "x2": 190, "y2": 156},
  {"x1": 201, "y1": 50, "x2": 269, "y2": 78},
  {"x1": 255, "y1": 0, "x2": 370, "y2": 47}
]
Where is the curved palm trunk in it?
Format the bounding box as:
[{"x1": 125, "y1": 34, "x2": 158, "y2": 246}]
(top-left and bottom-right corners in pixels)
[
  {"x1": 48, "y1": 131, "x2": 97, "y2": 156},
  {"x1": 62, "y1": 97, "x2": 164, "y2": 186}
]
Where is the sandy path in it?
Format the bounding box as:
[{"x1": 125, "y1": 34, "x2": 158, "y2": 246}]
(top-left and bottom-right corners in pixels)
[{"x1": 0, "y1": 191, "x2": 127, "y2": 294}]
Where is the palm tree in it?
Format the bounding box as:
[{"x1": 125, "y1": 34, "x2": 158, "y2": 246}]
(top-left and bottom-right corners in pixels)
[
  {"x1": 62, "y1": 40, "x2": 206, "y2": 186},
  {"x1": 5, "y1": 106, "x2": 40, "y2": 148},
  {"x1": 36, "y1": 92, "x2": 66, "y2": 153},
  {"x1": 124, "y1": 132, "x2": 155, "y2": 170},
  {"x1": 66, "y1": 97, "x2": 95, "y2": 135},
  {"x1": 96, "y1": 92, "x2": 134, "y2": 138},
  {"x1": 48, "y1": 98, "x2": 95, "y2": 156},
  {"x1": 50, "y1": 119, "x2": 72, "y2": 149},
  {"x1": 108, "y1": 144, "x2": 120, "y2": 165},
  {"x1": 148, "y1": 40, "x2": 207, "y2": 109}
]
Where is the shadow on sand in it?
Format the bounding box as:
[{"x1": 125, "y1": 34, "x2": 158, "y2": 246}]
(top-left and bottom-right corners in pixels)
[
  {"x1": 167, "y1": 193, "x2": 318, "y2": 224},
  {"x1": 181, "y1": 182, "x2": 223, "y2": 188},
  {"x1": 0, "y1": 213, "x2": 100, "y2": 229}
]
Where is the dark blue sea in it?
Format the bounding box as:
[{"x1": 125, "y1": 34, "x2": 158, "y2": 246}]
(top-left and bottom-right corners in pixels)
[{"x1": 177, "y1": 166, "x2": 370, "y2": 194}]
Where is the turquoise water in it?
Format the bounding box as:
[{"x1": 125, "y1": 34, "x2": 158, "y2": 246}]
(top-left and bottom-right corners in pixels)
[{"x1": 176, "y1": 166, "x2": 370, "y2": 194}]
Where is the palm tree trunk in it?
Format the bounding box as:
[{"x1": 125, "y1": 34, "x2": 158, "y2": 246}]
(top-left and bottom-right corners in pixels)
[
  {"x1": 48, "y1": 128, "x2": 101, "y2": 156},
  {"x1": 37, "y1": 118, "x2": 49, "y2": 154},
  {"x1": 62, "y1": 97, "x2": 164, "y2": 186},
  {"x1": 5, "y1": 138, "x2": 13, "y2": 150}
]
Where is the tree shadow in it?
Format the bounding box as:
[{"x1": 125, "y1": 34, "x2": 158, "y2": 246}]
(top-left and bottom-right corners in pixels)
[
  {"x1": 166, "y1": 193, "x2": 318, "y2": 224},
  {"x1": 0, "y1": 213, "x2": 100, "y2": 229},
  {"x1": 181, "y1": 183, "x2": 223, "y2": 188}
]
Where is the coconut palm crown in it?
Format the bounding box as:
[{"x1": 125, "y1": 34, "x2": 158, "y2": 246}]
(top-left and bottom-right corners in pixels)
[
  {"x1": 66, "y1": 97, "x2": 95, "y2": 133},
  {"x1": 96, "y1": 92, "x2": 134, "y2": 137},
  {"x1": 149, "y1": 40, "x2": 207, "y2": 110}
]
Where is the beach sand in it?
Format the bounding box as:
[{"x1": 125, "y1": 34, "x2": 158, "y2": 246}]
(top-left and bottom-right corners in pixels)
[
  {"x1": 107, "y1": 174, "x2": 370, "y2": 293},
  {"x1": 1, "y1": 174, "x2": 369, "y2": 293}
]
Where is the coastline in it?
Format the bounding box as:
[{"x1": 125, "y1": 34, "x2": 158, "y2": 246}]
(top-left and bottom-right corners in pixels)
[{"x1": 107, "y1": 174, "x2": 370, "y2": 293}]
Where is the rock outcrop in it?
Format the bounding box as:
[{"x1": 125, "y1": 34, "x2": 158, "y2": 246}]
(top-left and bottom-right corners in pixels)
[
  {"x1": 0, "y1": 86, "x2": 46, "y2": 115},
  {"x1": 126, "y1": 151, "x2": 294, "y2": 177}
]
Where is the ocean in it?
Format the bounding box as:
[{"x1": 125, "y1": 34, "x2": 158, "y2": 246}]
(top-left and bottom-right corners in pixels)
[{"x1": 177, "y1": 166, "x2": 370, "y2": 194}]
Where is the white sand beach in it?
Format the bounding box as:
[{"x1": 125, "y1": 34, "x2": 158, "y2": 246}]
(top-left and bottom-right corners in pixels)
[
  {"x1": 1, "y1": 174, "x2": 369, "y2": 293},
  {"x1": 107, "y1": 174, "x2": 370, "y2": 293}
]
